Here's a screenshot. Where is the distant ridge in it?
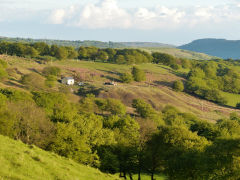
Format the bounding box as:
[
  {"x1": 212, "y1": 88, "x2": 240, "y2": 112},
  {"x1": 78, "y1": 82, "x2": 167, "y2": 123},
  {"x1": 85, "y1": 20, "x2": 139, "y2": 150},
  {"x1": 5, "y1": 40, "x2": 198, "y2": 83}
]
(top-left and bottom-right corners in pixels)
[
  {"x1": 118, "y1": 42, "x2": 174, "y2": 48},
  {"x1": 179, "y1": 38, "x2": 240, "y2": 59},
  {"x1": 0, "y1": 36, "x2": 174, "y2": 48}
]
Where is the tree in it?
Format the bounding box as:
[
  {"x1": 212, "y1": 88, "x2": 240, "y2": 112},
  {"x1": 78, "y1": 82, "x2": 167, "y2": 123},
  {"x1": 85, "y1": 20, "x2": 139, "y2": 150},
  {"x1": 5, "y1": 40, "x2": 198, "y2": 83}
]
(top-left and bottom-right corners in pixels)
[
  {"x1": 120, "y1": 73, "x2": 133, "y2": 83},
  {"x1": 152, "y1": 52, "x2": 176, "y2": 65},
  {"x1": 132, "y1": 67, "x2": 146, "y2": 82},
  {"x1": 132, "y1": 99, "x2": 155, "y2": 119},
  {"x1": 50, "y1": 45, "x2": 68, "y2": 60},
  {"x1": 170, "y1": 64, "x2": 180, "y2": 70},
  {"x1": 104, "y1": 48, "x2": 116, "y2": 61},
  {"x1": 115, "y1": 55, "x2": 126, "y2": 64},
  {"x1": 97, "y1": 51, "x2": 109, "y2": 62},
  {"x1": 96, "y1": 98, "x2": 126, "y2": 116},
  {"x1": 0, "y1": 101, "x2": 55, "y2": 149},
  {"x1": 236, "y1": 103, "x2": 240, "y2": 109},
  {"x1": 24, "y1": 46, "x2": 39, "y2": 57},
  {"x1": 55, "y1": 46, "x2": 68, "y2": 60},
  {"x1": 33, "y1": 42, "x2": 50, "y2": 56},
  {"x1": 172, "y1": 80, "x2": 184, "y2": 92},
  {"x1": 66, "y1": 46, "x2": 78, "y2": 59},
  {"x1": 181, "y1": 58, "x2": 191, "y2": 69},
  {"x1": 132, "y1": 99, "x2": 163, "y2": 125},
  {"x1": 50, "y1": 122, "x2": 94, "y2": 165},
  {"x1": 202, "y1": 138, "x2": 240, "y2": 179},
  {"x1": 78, "y1": 47, "x2": 88, "y2": 59},
  {"x1": 42, "y1": 66, "x2": 61, "y2": 77},
  {"x1": 145, "y1": 126, "x2": 210, "y2": 180}
]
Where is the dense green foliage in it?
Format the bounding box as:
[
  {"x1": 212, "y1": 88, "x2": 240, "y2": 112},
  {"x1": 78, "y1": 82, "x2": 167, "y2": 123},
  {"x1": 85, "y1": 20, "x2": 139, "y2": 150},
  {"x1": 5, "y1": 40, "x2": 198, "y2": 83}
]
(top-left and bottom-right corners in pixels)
[
  {"x1": 1, "y1": 81, "x2": 240, "y2": 179},
  {"x1": 0, "y1": 41, "x2": 197, "y2": 68},
  {"x1": 0, "y1": 41, "x2": 153, "y2": 64},
  {"x1": 184, "y1": 61, "x2": 240, "y2": 105},
  {"x1": 120, "y1": 73, "x2": 133, "y2": 83},
  {"x1": 131, "y1": 67, "x2": 146, "y2": 82},
  {"x1": 172, "y1": 80, "x2": 184, "y2": 92}
]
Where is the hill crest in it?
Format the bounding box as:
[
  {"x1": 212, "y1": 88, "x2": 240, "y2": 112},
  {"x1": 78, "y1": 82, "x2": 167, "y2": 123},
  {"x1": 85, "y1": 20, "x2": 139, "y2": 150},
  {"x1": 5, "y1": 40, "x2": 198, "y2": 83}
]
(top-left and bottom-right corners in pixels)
[{"x1": 179, "y1": 38, "x2": 240, "y2": 59}]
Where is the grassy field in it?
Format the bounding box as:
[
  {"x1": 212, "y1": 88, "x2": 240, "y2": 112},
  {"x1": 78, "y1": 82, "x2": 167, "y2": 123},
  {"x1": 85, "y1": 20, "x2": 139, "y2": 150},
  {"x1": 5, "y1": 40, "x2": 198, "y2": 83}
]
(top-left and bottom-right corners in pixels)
[
  {"x1": 137, "y1": 47, "x2": 215, "y2": 60},
  {"x1": 0, "y1": 135, "x2": 119, "y2": 180}
]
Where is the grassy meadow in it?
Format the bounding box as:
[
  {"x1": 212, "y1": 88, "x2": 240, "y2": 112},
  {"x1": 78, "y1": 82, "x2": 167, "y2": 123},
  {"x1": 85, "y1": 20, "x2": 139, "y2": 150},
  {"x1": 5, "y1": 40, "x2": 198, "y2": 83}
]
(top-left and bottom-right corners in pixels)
[{"x1": 0, "y1": 135, "x2": 119, "y2": 180}]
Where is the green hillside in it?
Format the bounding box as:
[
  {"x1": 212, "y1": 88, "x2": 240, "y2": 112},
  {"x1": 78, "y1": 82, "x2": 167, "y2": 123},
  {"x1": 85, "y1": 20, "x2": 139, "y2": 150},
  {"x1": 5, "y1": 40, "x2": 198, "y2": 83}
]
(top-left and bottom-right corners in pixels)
[
  {"x1": 0, "y1": 55, "x2": 236, "y2": 122},
  {"x1": 1, "y1": 46, "x2": 240, "y2": 179},
  {"x1": 0, "y1": 135, "x2": 119, "y2": 180},
  {"x1": 138, "y1": 47, "x2": 216, "y2": 60}
]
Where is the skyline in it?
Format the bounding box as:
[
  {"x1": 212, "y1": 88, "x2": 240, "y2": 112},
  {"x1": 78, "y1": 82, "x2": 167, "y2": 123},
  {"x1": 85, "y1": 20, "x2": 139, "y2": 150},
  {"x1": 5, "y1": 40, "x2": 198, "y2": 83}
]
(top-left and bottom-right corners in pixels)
[{"x1": 0, "y1": 0, "x2": 240, "y2": 45}]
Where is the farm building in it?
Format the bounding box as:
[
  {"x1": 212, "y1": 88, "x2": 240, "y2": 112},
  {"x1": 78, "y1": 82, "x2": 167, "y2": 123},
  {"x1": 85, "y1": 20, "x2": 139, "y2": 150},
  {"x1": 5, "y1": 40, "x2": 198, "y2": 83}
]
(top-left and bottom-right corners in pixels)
[{"x1": 61, "y1": 77, "x2": 75, "y2": 85}]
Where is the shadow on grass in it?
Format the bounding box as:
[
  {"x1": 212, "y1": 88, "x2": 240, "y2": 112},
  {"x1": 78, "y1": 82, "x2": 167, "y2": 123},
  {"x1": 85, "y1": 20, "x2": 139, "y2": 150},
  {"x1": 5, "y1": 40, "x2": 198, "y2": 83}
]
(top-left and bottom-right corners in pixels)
[
  {"x1": 77, "y1": 84, "x2": 105, "y2": 97},
  {"x1": 4, "y1": 80, "x2": 25, "y2": 89},
  {"x1": 96, "y1": 69, "x2": 121, "y2": 82},
  {"x1": 156, "y1": 64, "x2": 188, "y2": 78},
  {"x1": 153, "y1": 81, "x2": 173, "y2": 88}
]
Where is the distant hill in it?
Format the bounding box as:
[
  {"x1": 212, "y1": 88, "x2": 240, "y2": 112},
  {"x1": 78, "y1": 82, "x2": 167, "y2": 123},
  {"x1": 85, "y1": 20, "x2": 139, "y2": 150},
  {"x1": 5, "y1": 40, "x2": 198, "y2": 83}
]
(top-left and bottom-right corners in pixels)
[
  {"x1": 0, "y1": 135, "x2": 118, "y2": 180},
  {"x1": 179, "y1": 38, "x2": 240, "y2": 59},
  {"x1": 0, "y1": 36, "x2": 173, "y2": 48},
  {"x1": 0, "y1": 36, "x2": 125, "y2": 48}
]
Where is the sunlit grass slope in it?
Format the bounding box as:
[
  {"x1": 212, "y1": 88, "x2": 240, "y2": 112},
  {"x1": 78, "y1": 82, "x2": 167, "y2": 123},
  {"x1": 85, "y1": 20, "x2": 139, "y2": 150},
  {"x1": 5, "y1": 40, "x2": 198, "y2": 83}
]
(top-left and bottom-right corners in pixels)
[
  {"x1": 137, "y1": 47, "x2": 216, "y2": 60},
  {"x1": 0, "y1": 135, "x2": 119, "y2": 180}
]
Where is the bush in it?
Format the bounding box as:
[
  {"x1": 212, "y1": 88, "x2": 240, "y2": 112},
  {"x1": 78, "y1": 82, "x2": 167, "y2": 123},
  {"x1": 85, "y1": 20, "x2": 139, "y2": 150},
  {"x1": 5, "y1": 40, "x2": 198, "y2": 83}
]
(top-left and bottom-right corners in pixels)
[
  {"x1": 45, "y1": 75, "x2": 57, "y2": 88},
  {"x1": 236, "y1": 103, "x2": 240, "y2": 109},
  {"x1": 120, "y1": 73, "x2": 133, "y2": 83},
  {"x1": 0, "y1": 59, "x2": 8, "y2": 68},
  {"x1": 170, "y1": 64, "x2": 180, "y2": 70},
  {"x1": 42, "y1": 66, "x2": 61, "y2": 77},
  {"x1": 173, "y1": 81, "x2": 184, "y2": 92},
  {"x1": 0, "y1": 68, "x2": 8, "y2": 80},
  {"x1": 21, "y1": 73, "x2": 46, "y2": 90},
  {"x1": 131, "y1": 66, "x2": 146, "y2": 82}
]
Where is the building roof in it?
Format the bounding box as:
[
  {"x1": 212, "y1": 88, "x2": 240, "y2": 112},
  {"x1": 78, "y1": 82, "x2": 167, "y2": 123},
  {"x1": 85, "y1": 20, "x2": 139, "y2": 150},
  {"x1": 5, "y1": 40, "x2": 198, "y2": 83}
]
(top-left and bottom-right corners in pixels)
[{"x1": 62, "y1": 77, "x2": 74, "y2": 80}]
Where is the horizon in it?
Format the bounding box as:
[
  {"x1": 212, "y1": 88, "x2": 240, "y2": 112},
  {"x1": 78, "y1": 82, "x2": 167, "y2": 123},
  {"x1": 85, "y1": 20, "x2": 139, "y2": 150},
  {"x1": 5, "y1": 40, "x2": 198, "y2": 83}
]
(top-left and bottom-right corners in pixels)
[
  {"x1": 1, "y1": 0, "x2": 240, "y2": 45},
  {"x1": 1, "y1": 35, "x2": 240, "y2": 47}
]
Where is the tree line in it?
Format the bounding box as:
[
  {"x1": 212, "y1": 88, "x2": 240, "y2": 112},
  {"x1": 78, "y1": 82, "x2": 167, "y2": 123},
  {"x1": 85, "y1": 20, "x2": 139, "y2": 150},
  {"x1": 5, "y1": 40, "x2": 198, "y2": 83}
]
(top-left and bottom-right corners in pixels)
[{"x1": 0, "y1": 41, "x2": 193, "y2": 67}]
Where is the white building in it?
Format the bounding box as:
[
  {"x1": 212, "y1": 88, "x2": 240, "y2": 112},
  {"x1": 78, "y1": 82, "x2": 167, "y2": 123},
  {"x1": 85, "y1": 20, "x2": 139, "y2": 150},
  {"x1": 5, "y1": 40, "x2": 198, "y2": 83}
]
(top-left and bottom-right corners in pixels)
[{"x1": 61, "y1": 77, "x2": 75, "y2": 85}]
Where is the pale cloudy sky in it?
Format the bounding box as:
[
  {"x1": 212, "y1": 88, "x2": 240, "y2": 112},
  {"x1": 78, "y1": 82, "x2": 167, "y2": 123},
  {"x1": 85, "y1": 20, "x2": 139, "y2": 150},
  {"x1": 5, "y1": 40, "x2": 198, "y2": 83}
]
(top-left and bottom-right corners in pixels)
[{"x1": 0, "y1": 0, "x2": 240, "y2": 45}]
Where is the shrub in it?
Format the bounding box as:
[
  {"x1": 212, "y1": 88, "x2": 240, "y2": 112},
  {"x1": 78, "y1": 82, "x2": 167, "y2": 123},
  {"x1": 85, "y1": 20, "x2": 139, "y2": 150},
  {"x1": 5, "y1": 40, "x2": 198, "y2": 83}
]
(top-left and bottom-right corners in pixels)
[
  {"x1": 236, "y1": 103, "x2": 240, "y2": 109},
  {"x1": 173, "y1": 80, "x2": 184, "y2": 92},
  {"x1": 0, "y1": 68, "x2": 8, "y2": 80},
  {"x1": 45, "y1": 75, "x2": 57, "y2": 88},
  {"x1": 21, "y1": 73, "x2": 46, "y2": 90},
  {"x1": 42, "y1": 66, "x2": 61, "y2": 77},
  {"x1": 131, "y1": 66, "x2": 146, "y2": 82},
  {"x1": 120, "y1": 73, "x2": 133, "y2": 83},
  {"x1": 0, "y1": 59, "x2": 8, "y2": 68},
  {"x1": 170, "y1": 64, "x2": 180, "y2": 70}
]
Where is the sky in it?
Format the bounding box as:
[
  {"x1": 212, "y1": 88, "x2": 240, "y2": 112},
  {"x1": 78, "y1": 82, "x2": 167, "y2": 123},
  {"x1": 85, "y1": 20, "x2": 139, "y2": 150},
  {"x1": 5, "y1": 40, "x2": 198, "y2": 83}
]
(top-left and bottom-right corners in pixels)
[{"x1": 0, "y1": 0, "x2": 240, "y2": 45}]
